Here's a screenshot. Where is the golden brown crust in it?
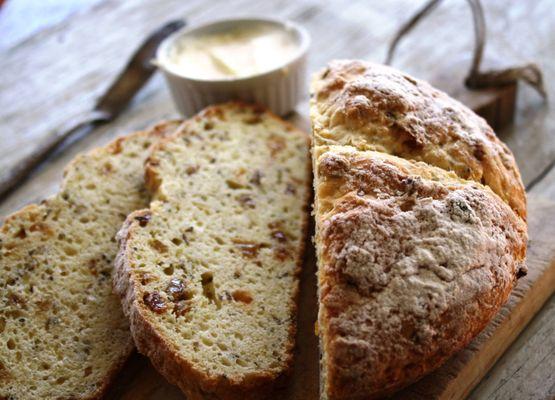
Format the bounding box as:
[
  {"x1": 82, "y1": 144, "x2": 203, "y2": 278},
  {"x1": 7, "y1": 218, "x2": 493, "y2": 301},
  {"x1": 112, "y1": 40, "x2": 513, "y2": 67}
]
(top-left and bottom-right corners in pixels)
[
  {"x1": 315, "y1": 149, "x2": 527, "y2": 400},
  {"x1": 311, "y1": 60, "x2": 526, "y2": 220},
  {"x1": 114, "y1": 102, "x2": 312, "y2": 400}
]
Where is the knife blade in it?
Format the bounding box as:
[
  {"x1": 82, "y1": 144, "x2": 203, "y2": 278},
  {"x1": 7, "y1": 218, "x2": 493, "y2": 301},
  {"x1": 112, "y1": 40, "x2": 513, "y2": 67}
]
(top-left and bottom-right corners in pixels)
[{"x1": 0, "y1": 19, "x2": 186, "y2": 200}]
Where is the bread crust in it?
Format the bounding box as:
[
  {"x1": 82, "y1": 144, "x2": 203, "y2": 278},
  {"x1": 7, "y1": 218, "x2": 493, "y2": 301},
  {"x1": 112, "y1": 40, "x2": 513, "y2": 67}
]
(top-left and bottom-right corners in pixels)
[
  {"x1": 311, "y1": 60, "x2": 526, "y2": 220},
  {"x1": 114, "y1": 102, "x2": 311, "y2": 400},
  {"x1": 0, "y1": 120, "x2": 180, "y2": 400},
  {"x1": 315, "y1": 149, "x2": 526, "y2": 399}
]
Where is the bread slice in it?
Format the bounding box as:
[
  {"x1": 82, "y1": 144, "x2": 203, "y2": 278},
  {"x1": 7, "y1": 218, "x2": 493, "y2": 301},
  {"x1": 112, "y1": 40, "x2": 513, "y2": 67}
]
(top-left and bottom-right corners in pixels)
[
  {"x1": 114, "y1": 103, "x2": 311, "y2": 400},
  {"x1": 0, "y1": 121, "x2": 181, "y2": 399},
  {"x1": 310, "y1": 61, "x2": 528, "y2": 400}
]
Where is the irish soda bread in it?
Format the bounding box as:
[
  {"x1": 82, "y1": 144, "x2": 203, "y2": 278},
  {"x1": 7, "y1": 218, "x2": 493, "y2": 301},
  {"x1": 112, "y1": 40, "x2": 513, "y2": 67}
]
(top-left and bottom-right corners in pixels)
[
  {"x1": 310, "y1": 61, "x2": 528, "y2": 399},
  {"x1": 0, "y1": 121, "x2": 180, "y2": 399},
  {"x1": 114, "y1": 103, "x2": 310, "y2": 399}
]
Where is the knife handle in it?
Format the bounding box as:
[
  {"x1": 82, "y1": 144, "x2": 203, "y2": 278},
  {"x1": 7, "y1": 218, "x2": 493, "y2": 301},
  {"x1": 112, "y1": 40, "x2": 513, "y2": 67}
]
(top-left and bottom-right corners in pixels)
[{"x1": 0, "y1": 110, "x2": 110, "y2": 200}]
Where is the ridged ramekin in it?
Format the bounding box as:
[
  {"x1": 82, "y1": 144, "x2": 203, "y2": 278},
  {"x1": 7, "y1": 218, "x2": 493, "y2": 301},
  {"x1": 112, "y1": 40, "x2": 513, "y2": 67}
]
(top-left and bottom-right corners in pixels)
[{"x1": 155, "y1": 17, "x2": 310, "y2": 117}]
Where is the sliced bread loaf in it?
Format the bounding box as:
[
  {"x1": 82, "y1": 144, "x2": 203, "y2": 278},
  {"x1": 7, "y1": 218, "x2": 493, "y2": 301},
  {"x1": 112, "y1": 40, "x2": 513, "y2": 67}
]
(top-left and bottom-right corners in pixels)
[
  {"x1": 114, "y1": 103, "x2": 311, "y2": 400},
  {"x1": 310, "y1": 61, "x2": 528, "y2": 399},
  {"x1": 0, "y1": 121, "x2": 181, "y2": 399}
]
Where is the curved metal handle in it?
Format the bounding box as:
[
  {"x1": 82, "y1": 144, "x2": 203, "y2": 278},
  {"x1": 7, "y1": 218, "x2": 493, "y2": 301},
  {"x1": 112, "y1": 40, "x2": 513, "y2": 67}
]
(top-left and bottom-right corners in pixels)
[{"x1": 385, "y1": 0, "x2": 547, "y2": 99}]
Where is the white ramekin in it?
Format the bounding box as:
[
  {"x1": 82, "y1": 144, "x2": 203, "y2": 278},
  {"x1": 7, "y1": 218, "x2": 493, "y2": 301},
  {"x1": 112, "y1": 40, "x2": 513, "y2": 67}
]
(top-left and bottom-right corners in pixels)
[{"x1": 155, "y1": 17, "x2": 310, "y2": 117}]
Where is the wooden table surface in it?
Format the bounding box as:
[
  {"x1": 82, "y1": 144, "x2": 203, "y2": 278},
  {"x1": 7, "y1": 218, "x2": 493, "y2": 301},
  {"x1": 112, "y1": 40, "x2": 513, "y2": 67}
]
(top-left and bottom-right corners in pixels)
[{"x1": 1, "y1": 0, "x2": 554, "y2": 399}]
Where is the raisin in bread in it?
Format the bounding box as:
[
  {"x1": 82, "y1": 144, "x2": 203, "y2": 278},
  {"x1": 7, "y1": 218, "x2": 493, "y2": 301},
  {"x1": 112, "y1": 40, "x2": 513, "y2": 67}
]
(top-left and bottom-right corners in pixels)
[
  {"x1": 310, "y1": 61, "x2": 528, "y2": 400},
  {"x1": 0, "y1": 121, "x2": 181, "y2": 400},
  {"x1": 114, "y1": 103, "x2": 311, "y2": 400}
]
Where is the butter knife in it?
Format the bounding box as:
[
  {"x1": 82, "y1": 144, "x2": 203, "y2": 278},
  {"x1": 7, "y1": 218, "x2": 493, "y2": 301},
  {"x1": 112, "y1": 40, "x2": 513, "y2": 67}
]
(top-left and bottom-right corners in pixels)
[{"x1": 0, "y1": 19, "x2": 186, "y2": 200}]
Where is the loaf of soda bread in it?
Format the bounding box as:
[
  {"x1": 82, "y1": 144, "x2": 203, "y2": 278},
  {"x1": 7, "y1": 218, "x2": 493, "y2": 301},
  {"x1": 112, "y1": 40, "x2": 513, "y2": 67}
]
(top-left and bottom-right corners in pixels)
[{"x1": 310, "y1": 61, "x2": 528, "y2": 400}]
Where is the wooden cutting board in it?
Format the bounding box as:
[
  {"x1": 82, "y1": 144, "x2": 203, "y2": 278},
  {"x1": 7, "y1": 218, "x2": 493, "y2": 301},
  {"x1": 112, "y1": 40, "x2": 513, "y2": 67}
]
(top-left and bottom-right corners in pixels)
[{"x1": 106, "y1": 195, "x2": 555, "y2": 400}]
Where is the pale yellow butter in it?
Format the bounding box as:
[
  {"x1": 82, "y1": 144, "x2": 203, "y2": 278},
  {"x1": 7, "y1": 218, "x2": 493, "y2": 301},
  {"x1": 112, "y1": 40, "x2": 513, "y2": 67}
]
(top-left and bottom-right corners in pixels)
[{"x1": 167, "y1": 22, "x2": 300, "y2": 80}]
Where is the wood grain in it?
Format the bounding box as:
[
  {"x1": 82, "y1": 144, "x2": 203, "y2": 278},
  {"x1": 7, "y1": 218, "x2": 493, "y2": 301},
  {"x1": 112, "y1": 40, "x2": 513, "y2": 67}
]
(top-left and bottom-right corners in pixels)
[{"x1": 1, "y1": 1, "x2": 555, "y2": 398}]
